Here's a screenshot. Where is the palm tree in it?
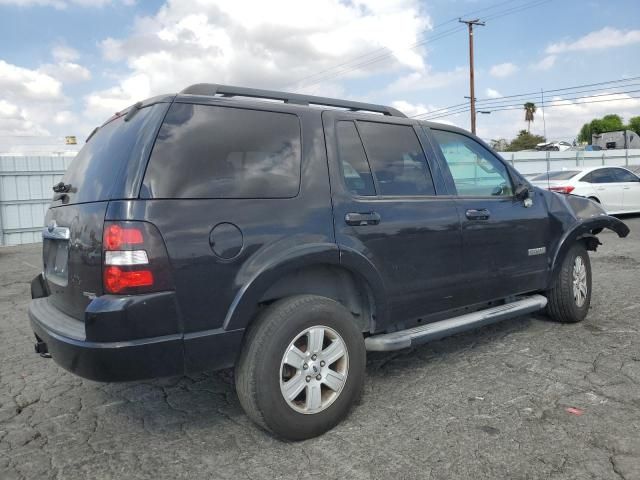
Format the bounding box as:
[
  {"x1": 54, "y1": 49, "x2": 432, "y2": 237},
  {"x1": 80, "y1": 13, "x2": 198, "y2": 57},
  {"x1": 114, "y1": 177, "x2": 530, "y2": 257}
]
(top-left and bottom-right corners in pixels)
[{"x1": 524, "y1": 102, "x2": 536, "y2": 133}]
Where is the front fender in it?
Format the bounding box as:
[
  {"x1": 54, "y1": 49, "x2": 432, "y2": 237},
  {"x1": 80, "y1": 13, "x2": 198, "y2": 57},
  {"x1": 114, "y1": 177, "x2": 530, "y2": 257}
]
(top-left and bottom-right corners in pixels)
[
  {"x1": 543, "y1": 191, "x2": 629, "y2": 283},
  {"x1": 550, "y1": 214, "x2": 629, "y2": 280}
]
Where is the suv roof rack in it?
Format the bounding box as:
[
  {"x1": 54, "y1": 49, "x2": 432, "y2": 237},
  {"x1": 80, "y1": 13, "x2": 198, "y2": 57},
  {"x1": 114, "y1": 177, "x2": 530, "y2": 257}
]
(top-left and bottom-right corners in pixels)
[{"x1": 180, "y1": 83, "x2": 406, "y2": 117}]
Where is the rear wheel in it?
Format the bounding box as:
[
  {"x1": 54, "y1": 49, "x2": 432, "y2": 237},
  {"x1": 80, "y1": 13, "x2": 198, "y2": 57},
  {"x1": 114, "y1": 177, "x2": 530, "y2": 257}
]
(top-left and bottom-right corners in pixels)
[
  {"x1": 235, "y1": 295, "x2": 366, "y2": 440},
  {"x1": 546, "y1": 243, "x2": 592, "y2": 323}
]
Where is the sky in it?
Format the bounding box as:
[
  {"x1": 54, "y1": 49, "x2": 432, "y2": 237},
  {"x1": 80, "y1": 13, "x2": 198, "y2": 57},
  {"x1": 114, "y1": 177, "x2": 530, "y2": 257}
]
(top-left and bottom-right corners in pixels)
[{"x1": 0, "y1": 0, "x2": 639, "y2": 152}]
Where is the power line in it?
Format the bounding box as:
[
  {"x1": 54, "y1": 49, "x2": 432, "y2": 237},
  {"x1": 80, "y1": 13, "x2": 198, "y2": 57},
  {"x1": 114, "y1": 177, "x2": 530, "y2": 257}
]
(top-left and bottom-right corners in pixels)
[
  {"x1": 424, "y1": 87, "x2": 640, "y2": 119},
  {"x1": 423, "y1": 89, "x2": 640, "y2": 120},
  {"x1": 290, "y1": 0, "x2": 551, "y2": 92},
  {"x1": 425, "y1": 88, "x2": 640, "y2": 119},
  {"x1": 285, "y1": 0, "x2": 523, "y2": 90},
  {"x1": 293, "y1": 26, "x2": 466, "y2": 93},
  {"x1": 412, "y1": 76, "x2": 640, "y2": 119}
]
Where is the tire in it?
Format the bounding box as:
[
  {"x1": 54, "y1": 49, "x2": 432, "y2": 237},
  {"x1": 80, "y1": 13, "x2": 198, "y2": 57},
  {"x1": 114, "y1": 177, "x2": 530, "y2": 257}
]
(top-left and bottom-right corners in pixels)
[
  {"x1": 235, "y1": 295, "x2": 366, "y2": 440},
  {"x1": 546, "y1": 243, "x2": 592, "y2": 323}
]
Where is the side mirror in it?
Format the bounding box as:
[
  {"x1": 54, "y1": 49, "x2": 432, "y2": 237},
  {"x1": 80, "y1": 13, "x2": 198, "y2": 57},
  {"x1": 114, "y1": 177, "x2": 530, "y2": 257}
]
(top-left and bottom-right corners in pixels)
[{"x1": 515, "y1": 184, "x2": 530, "y2": 200}]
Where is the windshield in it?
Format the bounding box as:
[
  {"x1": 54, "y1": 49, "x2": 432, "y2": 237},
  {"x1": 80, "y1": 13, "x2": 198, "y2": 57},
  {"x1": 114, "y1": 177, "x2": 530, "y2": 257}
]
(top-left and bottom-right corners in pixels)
[{"x1": 531, "y1": 170, "x2": 581, "y2": 181}]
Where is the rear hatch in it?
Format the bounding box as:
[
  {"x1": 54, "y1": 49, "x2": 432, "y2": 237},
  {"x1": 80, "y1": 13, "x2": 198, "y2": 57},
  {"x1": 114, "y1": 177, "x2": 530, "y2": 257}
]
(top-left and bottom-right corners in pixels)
[{"x1": 43, "y1": 100, "x2": 171, "y2": 319}]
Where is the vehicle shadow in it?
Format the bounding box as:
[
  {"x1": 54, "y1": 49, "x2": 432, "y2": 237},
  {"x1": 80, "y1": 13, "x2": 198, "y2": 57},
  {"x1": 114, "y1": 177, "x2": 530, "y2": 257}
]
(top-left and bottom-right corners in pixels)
[{"x1": 85, "y1": 313, "x2": 542, "y2": 440}]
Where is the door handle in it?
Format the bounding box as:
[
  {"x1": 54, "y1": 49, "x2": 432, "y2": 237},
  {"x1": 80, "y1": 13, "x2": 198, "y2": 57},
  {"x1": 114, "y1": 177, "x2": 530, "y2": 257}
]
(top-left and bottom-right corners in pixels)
[
  {"x1": 345, "y1": 212, "x2": 381, "y2": 226},
  {"x1": 623, "y1": 186, "x2": 631, "y2": 190},
  {"x1": 465, "y1": 209, "x2": 490, "y2": 220}
]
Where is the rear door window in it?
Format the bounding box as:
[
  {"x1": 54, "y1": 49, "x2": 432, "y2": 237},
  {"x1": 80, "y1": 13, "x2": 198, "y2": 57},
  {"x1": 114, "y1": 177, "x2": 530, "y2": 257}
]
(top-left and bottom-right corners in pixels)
[
  {"x1": 336, "y1": 121, "x2": 376, "y2": 196},
  {"x1": 613, "y1": 168, "x2": 639, "y2": 183},
  {"x1": 584, "y1": 169, "x2": 618, "y2": 184},
  {"x1": 357, "y1": 121, "x2": 436, "y2": 196},
  {"x1": 143, "y1": 103, "x2": 301, "y2": 199}
]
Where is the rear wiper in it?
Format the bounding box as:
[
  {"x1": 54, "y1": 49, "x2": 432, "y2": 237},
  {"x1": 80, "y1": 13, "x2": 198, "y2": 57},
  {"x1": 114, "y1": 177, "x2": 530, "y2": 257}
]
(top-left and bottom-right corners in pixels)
[
  {"x1": 85, "y1": 126, "x2": 99, "y2": 143},
  {"x1": 52, "y1": 182, "x2": 71, "y2": 193}
]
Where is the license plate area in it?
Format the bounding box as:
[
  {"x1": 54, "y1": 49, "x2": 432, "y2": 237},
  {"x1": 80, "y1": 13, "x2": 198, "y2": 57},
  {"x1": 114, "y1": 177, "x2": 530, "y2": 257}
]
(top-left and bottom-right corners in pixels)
[{"x1": 43, "y1": 239, "x2": 70, "y2": 286}]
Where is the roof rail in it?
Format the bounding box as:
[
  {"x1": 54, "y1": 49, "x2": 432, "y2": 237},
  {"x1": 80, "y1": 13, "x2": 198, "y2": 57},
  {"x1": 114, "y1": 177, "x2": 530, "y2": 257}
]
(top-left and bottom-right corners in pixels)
[{"x1": 180, "y1": 83, "x2": 406, "y2": 117}]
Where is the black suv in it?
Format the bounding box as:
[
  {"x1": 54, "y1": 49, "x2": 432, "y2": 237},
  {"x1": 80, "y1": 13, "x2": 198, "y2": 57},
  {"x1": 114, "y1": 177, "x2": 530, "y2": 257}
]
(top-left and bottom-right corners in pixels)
[{"x1": 29, "y1": 84, "x2": 629, "y2": 440}]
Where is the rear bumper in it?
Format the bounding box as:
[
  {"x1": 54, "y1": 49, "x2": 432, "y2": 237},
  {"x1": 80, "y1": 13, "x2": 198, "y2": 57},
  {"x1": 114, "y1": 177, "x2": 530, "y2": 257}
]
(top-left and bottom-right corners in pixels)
[
  {"x1": 29, "y1": 297, "x2": 185, "y2": 382},
  {"x1": 29, "y1": 271, "x2": 245, "y2": 382}
]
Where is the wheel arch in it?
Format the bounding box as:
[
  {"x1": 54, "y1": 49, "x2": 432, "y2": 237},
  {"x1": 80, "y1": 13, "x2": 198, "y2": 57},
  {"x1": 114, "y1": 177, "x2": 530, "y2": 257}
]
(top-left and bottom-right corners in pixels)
[
  {"x1": 549, "y1": 215, "x2": 629, "y2": 281},
  {"x1": 223, "y1": 243, "x2": 388, "y2": 333}
]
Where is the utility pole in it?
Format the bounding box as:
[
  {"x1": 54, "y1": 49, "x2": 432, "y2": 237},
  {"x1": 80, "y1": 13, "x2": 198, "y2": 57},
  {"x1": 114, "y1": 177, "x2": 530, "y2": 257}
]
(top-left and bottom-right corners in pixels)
[{"x1": 459, "y1": 18, "x2": 485, "y2": 135}]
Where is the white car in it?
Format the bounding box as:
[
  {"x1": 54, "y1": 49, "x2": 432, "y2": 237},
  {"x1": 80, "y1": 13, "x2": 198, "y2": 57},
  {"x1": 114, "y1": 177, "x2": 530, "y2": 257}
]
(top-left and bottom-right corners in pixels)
[
  {"x1": 530, "y1": 166, "x2": 640, "y2": 214},
  {"x1": 535, "y1": 141, "x2": 573, "y2": 152}
]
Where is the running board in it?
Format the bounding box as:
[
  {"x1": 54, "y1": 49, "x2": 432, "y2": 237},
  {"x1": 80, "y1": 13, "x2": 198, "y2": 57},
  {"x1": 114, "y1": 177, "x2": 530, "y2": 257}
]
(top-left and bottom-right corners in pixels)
[{"x1": 365, "y1": 294, "x2": 548, "y2": 352}]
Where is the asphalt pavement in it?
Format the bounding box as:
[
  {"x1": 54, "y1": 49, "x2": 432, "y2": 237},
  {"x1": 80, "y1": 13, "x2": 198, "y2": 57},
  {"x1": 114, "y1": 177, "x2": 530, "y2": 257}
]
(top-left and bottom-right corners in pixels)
[{"x1": 1, "y1": 217, "x2": 639, "y2": 480}]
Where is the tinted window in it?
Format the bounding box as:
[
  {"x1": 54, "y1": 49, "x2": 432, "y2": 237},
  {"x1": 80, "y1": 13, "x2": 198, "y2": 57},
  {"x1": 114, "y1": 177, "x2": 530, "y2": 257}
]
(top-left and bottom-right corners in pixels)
[
  {"x1": 336, "y1": 121, "x2": 375, "y2": 196},
  {"x1": 613, "y1": 168, "x2": 639, "y2": 182},
  {"x1": 357, "y1": 122, "x2": 435, "y2": 196},
  {"x1": 61, "y1": 105, "x2": 160, "y2": 204},
  {"x1": 431, "y1": 130, "x2": 513, "y2": 196},
  {"x1": 532, "y1": 170, "x2": 580, "y2": 181},
  {"x1": 583, "y1": 169, "x2": 617, "y2": 184},
  {"x1": 144, "y1": 103, "x2": 301, "y2": 198}
]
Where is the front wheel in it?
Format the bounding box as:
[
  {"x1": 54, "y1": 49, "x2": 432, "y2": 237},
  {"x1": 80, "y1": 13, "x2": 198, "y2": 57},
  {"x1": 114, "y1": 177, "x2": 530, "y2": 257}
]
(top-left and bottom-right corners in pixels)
[
  {"x1": 235, "y1": 295, "x2": 366, "y2": 440},
  {"x1": 546, "y1": 243, "x2": 592, "y2": 323}
]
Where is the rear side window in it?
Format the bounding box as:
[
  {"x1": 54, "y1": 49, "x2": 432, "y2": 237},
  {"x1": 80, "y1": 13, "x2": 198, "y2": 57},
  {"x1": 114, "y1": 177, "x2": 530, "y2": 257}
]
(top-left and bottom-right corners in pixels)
[
  {"x1": 582, "y1": 169, "x2": 617, "y2": 184},
  {"x1": 613, "y1": 168, "x2": 639, "y2": 182},
  {"x1": 336, "y1": 121, "x2": 375, "y2": 196},
  {"x1": 357, "y1": 122, "x2": 435, "y2": 196},
  {"x1": 143, "y1": 103, "x2": 301, "y2": 199},
  {"x1": 60, "y1": 105, "x2": 160, "y2": 204}
]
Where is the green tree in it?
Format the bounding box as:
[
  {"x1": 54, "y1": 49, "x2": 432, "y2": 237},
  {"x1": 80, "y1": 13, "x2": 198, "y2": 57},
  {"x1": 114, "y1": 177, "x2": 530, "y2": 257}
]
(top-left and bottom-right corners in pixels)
[
  {"x1": 506, "y1": 130, "x2": 546, "y2": 151},
  {"x1": 578, "y1": 123, "x2": 591, "y2": 144},
  {"x1": 627, "y1": 116, "x2": 640, "y2": 136},
  {"x1": 524, "y1": 102, "x2": 536, "y2": 133},
  {"x1": 576, "y1": 114, "x2": 625, "y2": 144}
]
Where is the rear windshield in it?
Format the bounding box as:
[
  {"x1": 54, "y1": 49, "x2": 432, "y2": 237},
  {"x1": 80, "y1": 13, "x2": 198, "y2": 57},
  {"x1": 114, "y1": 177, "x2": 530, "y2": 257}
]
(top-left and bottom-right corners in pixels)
[
  {"x1": 58, "y1": 105, "x2": 160, "y2": 204},
  {"x1": 142, "y1": 103, "x2": 301, "y2": 199},
  {"x1": 531, "y1": 170, "x2": 580, "y2": 181}
]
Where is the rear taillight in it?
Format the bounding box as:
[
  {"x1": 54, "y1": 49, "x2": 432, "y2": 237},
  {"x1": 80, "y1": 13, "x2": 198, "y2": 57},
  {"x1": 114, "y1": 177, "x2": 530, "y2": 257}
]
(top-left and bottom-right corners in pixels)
[
  {"x1": 102, "y1": 221, "x2": 172, "y2": 295},
  {"x1": 548, "y1": 185, "x2": 575, "y2": 194}
]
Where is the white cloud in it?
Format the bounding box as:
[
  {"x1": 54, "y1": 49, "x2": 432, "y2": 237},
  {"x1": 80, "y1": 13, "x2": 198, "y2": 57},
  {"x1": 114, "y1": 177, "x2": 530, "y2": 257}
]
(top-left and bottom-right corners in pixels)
[
  {"x1": 86, "y1": 0, "x2": 431, "y2": 119},
  {"x1": 546, "y1": 27, "x2": 640, "y2": 54},
  {"x1": 531, "y1": 55, "x2": 556, "y2": 71},
  {"x1": 0, "y1": 60, "x2": 62, "y2": 100},
  {"x1": 389, "y1": 100, "x2": 460, "y2": 127},
  {"x1": 390, "y1": 100, "x2": 431, "y2": 118},
  {"x1": 52, "y1": 45, "x2": 80, "y2": 62},
  {"x1": 485, "y1": 88, "x2": 502, "y2": 99},
  {"x1": 53, "y1": 110, "x2": 76, "y2": 125},
  {"x1": 489, "y1": 62, "x2": 518, "y2": 78},
  {"x1": 0, "y1": 59, "x2": 70, "y2": 136},
  {"x1": 385, "y1": 67, "x2": 466, "y2": 94},
  {"x1": 41, "y1": 61, "x2": 91, "y2": 83},
  {"x1": 0, "y1": 0, "x2": 129, "y2": 8}
]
